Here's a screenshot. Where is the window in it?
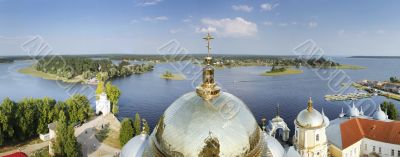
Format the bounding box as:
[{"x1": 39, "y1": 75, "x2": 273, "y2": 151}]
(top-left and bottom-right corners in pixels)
[
  {"x1": 373, "y1": 146, "x2": 376, "y2": 152},
  {"x1": 391, "y1": 149, "x2": 394, "y2": 156},
  {"x1": 379, "y1": 147, "x2": 381, "y2": 154},
  {"x1": 316, "y1": 134, "x2": 319, "y2": 141},
  {"x1": 398, "y1": 150, "x2": 400, "y2": 157}
]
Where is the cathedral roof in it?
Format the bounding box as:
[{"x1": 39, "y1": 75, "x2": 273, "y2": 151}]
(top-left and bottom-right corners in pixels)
[
  {"x1": 328, "y1": 118, "x2": 400, "y2": 149},
  {"x1": 149, "y1": 91, "x2": 263, "y2": 156}
]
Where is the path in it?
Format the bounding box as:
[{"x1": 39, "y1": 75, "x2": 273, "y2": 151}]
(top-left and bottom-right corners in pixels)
[
  {"x1": 76, "y1": 114, "x2": 121, "y2": 157},
  {"x1": 1, "y1": 114, "x2": 121, "y2": 157},
  {"x1": 0, "y1": 141, "x2": 48, "y2": 156}
]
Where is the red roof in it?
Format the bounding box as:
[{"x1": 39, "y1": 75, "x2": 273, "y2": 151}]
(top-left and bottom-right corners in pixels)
[
  {"x1": 340, "y1": 118, "x2": 400, "y2": 149},
  {"x1": 2, "y1": 152, "x2": 28, "y2": 157}
]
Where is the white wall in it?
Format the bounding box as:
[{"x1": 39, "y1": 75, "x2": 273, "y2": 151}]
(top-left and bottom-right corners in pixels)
[{"x1": 361, "y1": 138, "x2": 400, "y2": 157}]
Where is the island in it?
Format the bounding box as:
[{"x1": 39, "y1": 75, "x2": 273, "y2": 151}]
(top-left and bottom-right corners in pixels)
[
  {"x1": 261, "y1": 66, "x2": 303, "y2": 76},
  {"x1": 18, "y1": 57, "x2": 154, "y2": 84},
  {"x1": 160, "y1": 70, "x2": 185, "y2": 80}
]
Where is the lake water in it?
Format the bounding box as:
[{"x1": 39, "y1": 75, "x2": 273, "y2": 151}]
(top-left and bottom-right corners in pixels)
[{"x1": 0, "y1": 57, "x2": 399, "y2": 134}]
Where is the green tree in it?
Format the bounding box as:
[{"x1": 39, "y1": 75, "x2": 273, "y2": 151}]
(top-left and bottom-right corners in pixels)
[
  {"x1": 66, "y1": 94, "x2": 92, "y2": 123},
  {"x1": 0, "y1": 98, "x2": 16, "y2": 139},
  {"x1": 37, "y1": 97, "x2": 56, "y2": 134},
  {"x1": 381, "y1": 101, "x2": 398, "y2": 120},
  {"x1": 134, "y1": 113, "x2": 141, "y2": 135},
  {"x1": 53, "y1": 111, "x2": 67, "y2": 157},
  {"x1": 96, "y1": 81, "x2": 105, "y2": 96},
  {"x1": 142, "y1": 119, "x2": 150, "y2": 134},
  {"x1": 16, "y1": 98, "x2": 37, "y2": 140},
  {"x1": 0, "y1": 129, "x2": 3, "y2": 146},
  {"x1": 119, "y1": 118, "x2": 134, "y2": 146},
  {"x1": 53, "y1": 111, "x2": 81, "y2": 157},
  {"x1": 64, "y1": 125, "x2": 80, "y2": 157},
  {"x1": 105, "y1": 82, "x2": 121, "y2": 115}
]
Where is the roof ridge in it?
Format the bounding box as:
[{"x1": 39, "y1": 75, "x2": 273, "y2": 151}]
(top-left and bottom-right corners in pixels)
[{"x1": 355, "y1": 118, "x2": 365, "y2": 137}]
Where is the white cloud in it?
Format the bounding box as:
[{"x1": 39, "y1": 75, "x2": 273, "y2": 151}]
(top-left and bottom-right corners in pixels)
[
  {"x1": 307, "y1": 21, "x2": 318, "y2": 28},
  {"x1": 278, "y1": 23, "x2": 288, "y2": 27},
  {"x1": 182, "y1": 15, "x2": 193, "y2": 23},
  {"x1": 261, "y1": 3, "x2": 279, "y2": 12},
  {"x1": 263, "y1": 21, "x2": 273, "y2": 26},
  {"x1": 195, "y1": 26, "x2": 217, "y2": 33},
  {"x1": 130, "y1": 19, "x2": 139, "y2": 24},
  {"x1": 142, "y1": 16, "x2": 168, "y2": 22},
  {"x1": 377, "y1": 29, "x2": 385, "y2": 34},
  {"x1": 197, "y1": 17, "x2": 258, "y2": 38},
  {"x1": 232, "y1": 5, "x2": 253, "y2": 12},
  {"x1": 169, "y1": 28, "x2": 183, "y2": 34},
  {"x1": 136, "y1": 0, "x2": 162, "y2": 6}
]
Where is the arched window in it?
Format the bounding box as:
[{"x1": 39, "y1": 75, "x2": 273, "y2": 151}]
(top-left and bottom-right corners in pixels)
[{"x1": 316, "y1": 134, "x2": 320, "y2": 141}]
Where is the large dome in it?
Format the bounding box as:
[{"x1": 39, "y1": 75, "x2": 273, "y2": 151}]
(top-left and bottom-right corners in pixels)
[
  {"x1": 147, "y1": 91, "x2": 264, "y2": 157},
  {"x1": 145, "y1": 92, "x2": 263, "y2": 156}
]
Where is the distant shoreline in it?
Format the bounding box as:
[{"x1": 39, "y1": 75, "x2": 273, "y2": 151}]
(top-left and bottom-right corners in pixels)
[{"x1": 349, "y1": 56, "x2": 400, "y2": 59}]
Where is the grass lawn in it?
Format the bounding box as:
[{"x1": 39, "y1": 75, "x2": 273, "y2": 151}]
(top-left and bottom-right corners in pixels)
[
  {"x1": 261, "y1": 69, "x2": 304, "y2": 76},
  {"x1": 160, "y1": 73, "x2": 186, "y2": 80},
  {"x1": 18, "y1": 66, "x2": 84, "y2": 83}
]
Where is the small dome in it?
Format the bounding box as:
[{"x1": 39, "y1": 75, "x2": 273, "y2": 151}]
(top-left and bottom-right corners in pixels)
[
  {"x1": 359, "y1": 106, "x2": 364, "y2": 116},
  {"x1": 348, "y1": 102, "x2": 360, "y2": 117},
  {"x1": 296, "y1": 108, "x2": 324, "y2": 128},
  {"x1": 339, "y1": 107, "x2": 345, "y2": 118},
  {"x1": 321, "y1": 109, "x2": 330, "y2": 127},
  {"x1": 295, "y1": 97, "x2": 324, "y2": 128},
  {"x1": 373, "y1": 106, "x2": 388, "y2": 120}
]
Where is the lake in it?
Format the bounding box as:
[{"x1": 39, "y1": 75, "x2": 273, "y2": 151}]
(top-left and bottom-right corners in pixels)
[{"x1": 0, "y1": 57, "x2": 399, "y2": 134}]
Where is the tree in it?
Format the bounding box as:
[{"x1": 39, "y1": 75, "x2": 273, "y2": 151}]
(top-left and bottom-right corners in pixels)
[
  {"x1": 16, "y1": 98, "x2": 37, "y2": 140},
  {"x1": 381, "y1": 101, "x2": 398, "y2": 120},
  {"x1": 0, "y1": 98, "x2": 16, "y2": 140},
  {"x1": 66, "y1": 94, "x2": 92, "y2": 123},
  {"x1": 119, "y1": 118, "x2": 134, "y2": 146},
  {"x1": 53, "y1": 111, "x2": 81, "y2": 157},
  {"x1": 134, "y1": 113, "x2": 141, "y2": 135},
  {"x1": 142, "y1": 119, "x2": 150, "y2": 134},
  {"x1": 37, "y1": 97, "x2": 56, "y2": 134},
  {"x1": 105, "y1": 82, "x2": 121, "y2": 115},
  {"x1": 64, "y1": 125, "x2": 80, "y2": 157},
  {"x1": 96, "y1": 81, "x2": 105, "y2": 96},
  {"x1": 53, "y1": 111, "x2": 67, "y2": 157}
]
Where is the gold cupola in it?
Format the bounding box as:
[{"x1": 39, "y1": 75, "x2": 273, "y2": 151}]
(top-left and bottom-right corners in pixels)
[{"x1": 196, "y1": 33, "x2": 221, "y2": 100}]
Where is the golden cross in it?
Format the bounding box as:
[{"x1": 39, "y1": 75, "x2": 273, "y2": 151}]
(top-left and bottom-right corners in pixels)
[{"x1": 203, "y1": 32, "x2": 214, "y2": 57}]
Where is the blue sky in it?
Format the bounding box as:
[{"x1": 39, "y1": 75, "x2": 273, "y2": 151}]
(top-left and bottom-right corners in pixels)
[{"x1": 1, "y1": 0, "x2": 400, "y2": 56}]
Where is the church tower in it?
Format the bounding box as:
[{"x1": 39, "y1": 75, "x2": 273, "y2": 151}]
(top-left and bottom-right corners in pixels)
[{"x1": 293, "y1": 98, "x2": 328, "y2": 157}]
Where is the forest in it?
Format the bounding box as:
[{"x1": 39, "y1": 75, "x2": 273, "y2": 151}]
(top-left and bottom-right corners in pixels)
[
  {"x1": 0, "y1": 95, "x2": 93, "y2": 147},
  {"x1": 35, "y1": 57, "x2": 154, "y2": 80}
]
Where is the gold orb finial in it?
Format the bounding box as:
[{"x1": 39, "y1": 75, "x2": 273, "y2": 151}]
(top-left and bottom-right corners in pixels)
[{"x1": 196, "y1": 33, "x2": 220, "y2": 100}]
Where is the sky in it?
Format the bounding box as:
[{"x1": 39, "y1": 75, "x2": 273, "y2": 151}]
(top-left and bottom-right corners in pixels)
[{"x1": 1, "y1": 0, "x2": 400, "y2": 56}]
